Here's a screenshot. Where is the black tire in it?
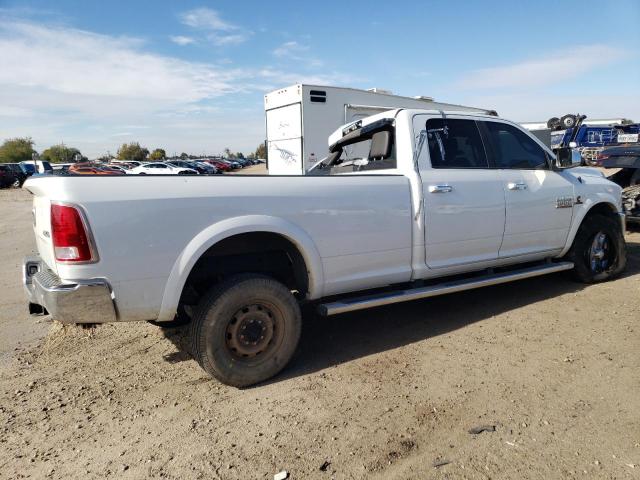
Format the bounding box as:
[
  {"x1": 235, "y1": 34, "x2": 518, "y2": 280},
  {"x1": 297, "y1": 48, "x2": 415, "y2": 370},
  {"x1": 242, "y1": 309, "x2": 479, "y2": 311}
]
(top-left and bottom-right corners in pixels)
[
  {"x1": 560, "y1": 114, "x2": 577, "y2": 129},
  {"x1": 11, "y1": 178, "x2": 20, "y2": 188},
  {"x1": 566, "y1": 214, "x2": 626, "y2": 283},
  {"x1": 190, "y1": 274, "x2": 301, "y2": 387},
  {"x1": 630, "y1": 169, "x2": 640, "y2": 186},
  {"x1": 547, "y1": 117, "x2": 561, "y2": 130}
]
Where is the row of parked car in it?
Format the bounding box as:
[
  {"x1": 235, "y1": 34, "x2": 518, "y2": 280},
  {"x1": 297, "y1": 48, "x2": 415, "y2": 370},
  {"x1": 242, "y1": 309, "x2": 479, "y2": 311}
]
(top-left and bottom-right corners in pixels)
[
  {"x1": 0, "y1": 157, "x2": 266, "y2": 187},
  {"x1": 59, "y1": 158, "x2": 265, "y2": 176}
]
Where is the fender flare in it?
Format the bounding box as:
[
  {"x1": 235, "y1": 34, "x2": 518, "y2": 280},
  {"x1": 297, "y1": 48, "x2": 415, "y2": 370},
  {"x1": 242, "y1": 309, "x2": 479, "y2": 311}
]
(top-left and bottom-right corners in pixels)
[
  {"x1": 559, "y1": 198, "x2": 621, "y2": 257},
  {"x1": 156, "y1": 215, "x2": 324, "y2": 322}
]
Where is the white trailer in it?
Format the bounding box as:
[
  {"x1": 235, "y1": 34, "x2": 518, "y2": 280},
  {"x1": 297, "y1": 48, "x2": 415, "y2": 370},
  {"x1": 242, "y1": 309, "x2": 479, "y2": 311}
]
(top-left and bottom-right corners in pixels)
[{"x1": 264, "y1": 84, "x2": 496, "y2": 175}]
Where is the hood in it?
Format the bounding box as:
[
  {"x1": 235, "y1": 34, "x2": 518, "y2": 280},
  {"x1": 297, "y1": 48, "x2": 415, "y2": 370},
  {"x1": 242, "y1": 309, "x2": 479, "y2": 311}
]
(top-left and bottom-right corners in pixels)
[{"x1": 563, "y1": 166, "x2": 606, "y2": 179}]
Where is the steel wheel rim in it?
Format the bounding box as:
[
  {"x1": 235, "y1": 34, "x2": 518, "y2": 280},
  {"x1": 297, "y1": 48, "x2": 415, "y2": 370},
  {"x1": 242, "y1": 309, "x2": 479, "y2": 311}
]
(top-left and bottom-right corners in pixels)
[
  {"x1": 588, "y1": 231, "x2": 613, "y2": 273},
  {"x1": 225, "y1": 303, "x2": 282, "y2": 360}
]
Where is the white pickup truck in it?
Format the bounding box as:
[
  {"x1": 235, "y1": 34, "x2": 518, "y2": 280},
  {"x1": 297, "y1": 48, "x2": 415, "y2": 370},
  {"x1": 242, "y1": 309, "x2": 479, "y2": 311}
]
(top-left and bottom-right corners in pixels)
[{"x1": 23, "y1": 109, "x2": 626, "y2": 387}]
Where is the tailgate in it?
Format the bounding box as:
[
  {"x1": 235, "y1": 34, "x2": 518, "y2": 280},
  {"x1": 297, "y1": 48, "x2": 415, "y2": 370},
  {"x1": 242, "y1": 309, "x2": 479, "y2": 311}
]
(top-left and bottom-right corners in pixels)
[{"x1": 31, "y1": 194, "x2": 58, "y2": 274}]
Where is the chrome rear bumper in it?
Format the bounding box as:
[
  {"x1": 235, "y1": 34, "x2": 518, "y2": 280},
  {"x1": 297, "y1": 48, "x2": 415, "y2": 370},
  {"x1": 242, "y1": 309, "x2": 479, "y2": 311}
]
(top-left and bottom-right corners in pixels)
[{"x1": 23, "y1": 256, "x2": 117, "y2": 323}]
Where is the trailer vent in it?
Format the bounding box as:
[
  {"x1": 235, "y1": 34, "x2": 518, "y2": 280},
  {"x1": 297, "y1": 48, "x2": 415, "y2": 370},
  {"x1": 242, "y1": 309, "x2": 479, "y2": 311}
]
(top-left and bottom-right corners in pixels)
[{"x1": 309, "y1": 90, "x2": 326, "y2": 103}]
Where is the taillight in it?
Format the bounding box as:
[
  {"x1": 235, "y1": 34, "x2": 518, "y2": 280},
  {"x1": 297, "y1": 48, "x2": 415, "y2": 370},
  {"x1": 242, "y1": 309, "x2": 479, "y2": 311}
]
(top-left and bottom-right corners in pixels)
[{"x1": 50, "y1": 204, "x2": 95, "y2": 263}]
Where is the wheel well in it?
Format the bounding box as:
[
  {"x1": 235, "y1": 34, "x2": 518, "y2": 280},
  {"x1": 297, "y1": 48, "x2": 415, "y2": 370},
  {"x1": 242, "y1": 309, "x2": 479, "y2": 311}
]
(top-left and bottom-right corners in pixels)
[
  {"x1": 584, "y1": 202, "x2": 619, "y2": 221},
  {"x1": 179, "y1": 232, "x2": 309, "y2": 310}
]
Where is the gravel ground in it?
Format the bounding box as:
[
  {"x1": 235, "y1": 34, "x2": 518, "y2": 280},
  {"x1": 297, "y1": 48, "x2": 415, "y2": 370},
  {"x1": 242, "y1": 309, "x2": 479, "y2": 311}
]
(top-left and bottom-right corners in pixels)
[{"x1": 0, "y1": 186, "x2": 639, "y2": 480}]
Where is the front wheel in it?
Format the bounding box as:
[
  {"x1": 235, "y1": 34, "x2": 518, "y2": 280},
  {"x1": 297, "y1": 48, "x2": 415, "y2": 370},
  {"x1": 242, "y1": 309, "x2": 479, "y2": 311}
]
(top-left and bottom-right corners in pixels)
[
  {"x1": 12, "y1": 178, "x2": 21, "y2": 188},
  {"x1": 190, "y1": 274, "x2": 302, "y2": 387},
  {"x1": 567, "y1": 214, "x2": 626, "y2": 283}
]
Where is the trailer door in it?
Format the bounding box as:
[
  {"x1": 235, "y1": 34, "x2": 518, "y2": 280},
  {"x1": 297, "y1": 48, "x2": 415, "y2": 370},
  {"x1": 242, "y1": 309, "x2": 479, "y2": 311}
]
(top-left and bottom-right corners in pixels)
[{"x1": 266, "y1": 103, "x2": 304, "y2": 175}]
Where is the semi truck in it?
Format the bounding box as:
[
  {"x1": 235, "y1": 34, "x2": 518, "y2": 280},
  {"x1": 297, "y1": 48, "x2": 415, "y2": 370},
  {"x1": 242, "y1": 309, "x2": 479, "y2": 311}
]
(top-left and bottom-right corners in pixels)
[{"x1": 264, "y1": 84, "x2": 496, "y2": 175}]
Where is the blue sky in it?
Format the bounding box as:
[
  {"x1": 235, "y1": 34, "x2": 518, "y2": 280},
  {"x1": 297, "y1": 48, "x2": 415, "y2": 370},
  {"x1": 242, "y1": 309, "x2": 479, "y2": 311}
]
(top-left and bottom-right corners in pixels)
[{"x1": 1, "y1": 0, "x2": 639, "y2": 157}]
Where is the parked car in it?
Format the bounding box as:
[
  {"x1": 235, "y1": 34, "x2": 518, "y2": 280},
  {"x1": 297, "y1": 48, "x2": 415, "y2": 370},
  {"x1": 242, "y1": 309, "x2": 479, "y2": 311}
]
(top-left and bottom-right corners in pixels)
[
  {"x1": 68, "y1": 163, "x2": 126, "y2": 175},
  {"x1": 106, "y1": 164, "x2": 129, "y2": 173},
  {"x1": 167, "y1": 160, "x2": 209, "y2": 174},
  {"x1": 194, "y1": 161, "x2": 218, "y2": 174},
  {"x1": 20, "y1": 160, "x2": 53, "y2": 175},
  {"x1": 232, "y1": 158, "x2": 252, "y2": 167},
  {"x1": 128, "y1": 162, "x2": 198, "y2": 175},
  {"x1": 0, "y1": 165, "x2": 18, "y2": 188},
  {"x1": 111, "y1": 160, "x2": 141, "y2": 168},
  {"x1": 22, "y1": 109, "x2": 625, "y2": 388},
  {"x1": 2, "y1": 163, "x2": 29, "y2": 186},
  {"x1": 216, "y1": 159, "x2": 241, "y2": 169},
  {"x1": 203, "y1": 159, "x2": 232, "y2": 172}
]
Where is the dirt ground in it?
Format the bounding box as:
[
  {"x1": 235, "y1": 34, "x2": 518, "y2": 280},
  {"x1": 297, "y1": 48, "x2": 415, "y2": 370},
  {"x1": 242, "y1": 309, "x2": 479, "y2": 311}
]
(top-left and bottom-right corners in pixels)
[{"x1": 1, "y1": 186, "x2": 638, "y2": 480}]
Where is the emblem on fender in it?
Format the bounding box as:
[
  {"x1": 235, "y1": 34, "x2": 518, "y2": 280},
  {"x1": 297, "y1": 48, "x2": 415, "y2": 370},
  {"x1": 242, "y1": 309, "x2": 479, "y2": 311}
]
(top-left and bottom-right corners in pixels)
[{"x1": 556, "y1": 196, "x2": 574, "y2": 208}]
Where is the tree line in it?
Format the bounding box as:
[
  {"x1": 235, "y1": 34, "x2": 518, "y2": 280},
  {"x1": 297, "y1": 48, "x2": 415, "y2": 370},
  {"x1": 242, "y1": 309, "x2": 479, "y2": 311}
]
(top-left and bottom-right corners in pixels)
[{"x1": 0, "y1": 137, "x2": 267, "y2": 164}]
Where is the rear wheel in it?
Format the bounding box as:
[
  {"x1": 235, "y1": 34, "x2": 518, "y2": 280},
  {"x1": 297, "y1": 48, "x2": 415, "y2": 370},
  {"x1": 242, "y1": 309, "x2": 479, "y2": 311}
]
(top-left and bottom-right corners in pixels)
[
  {"x1": 630, "y1": 169, "x2": 640, "y2": 186},
  {"x1": 190, "y1": 274, "x2": 302, "y2": 387},
  {"x1": 11, "y1": 178, "x2": 20, "y2": 188},
  {"x1": 547, "y1": 117, "x2": 561, "y2": 130},
  {"x1": 567, "y1": 214, "x2": 626, "y2": 283}
]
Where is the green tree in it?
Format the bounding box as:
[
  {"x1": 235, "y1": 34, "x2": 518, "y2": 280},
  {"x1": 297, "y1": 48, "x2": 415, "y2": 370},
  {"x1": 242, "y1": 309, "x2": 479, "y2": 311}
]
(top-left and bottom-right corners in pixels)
[
  {"x1": 179, "y1": 152, "x2": 189, "y2": 160},
  {"x1": 117, "y1": 142, "x2": 149, "y2": 162},
  {"x1": 0, "y1": 137, "x2": 36, "y2": 163},
  {"x1": 41, "y1": 144, "x2": 84, "y2": 163},
  {"x1": 149, "y1": 148, "x2": 166, "y2": 161},
  {"x1": 236, "y1": 152, "x2": 244, "y2": 159},
  {"x1": 96, "y1": 153, "x2": 114, "y2": 162},
  {"x1": 254, "y1": 142, "x2": 266, "y2": 159}
]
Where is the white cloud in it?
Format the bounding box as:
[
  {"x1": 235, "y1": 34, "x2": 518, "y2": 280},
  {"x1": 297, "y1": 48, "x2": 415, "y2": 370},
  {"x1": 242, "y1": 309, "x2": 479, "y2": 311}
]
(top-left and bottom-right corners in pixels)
[
  {"x1": 272, "y1": 41, "x2": 323, "y2": 67},
  {"x1": 457, "y1": 45, "x2": 625, "y2": 89},
  {"x1": 210, "y1": 33, "x2": 249, "y2": 46},
  {"x1": 179, "y1": 7, "x2": 250, "y2": 46},
  {"x1": 0, "y1": 20, "x2": 353, "y2": 157},
  {"x1": 179, "y1": 7, "x2": 237, "y2": 31},
  {"x1": 0, "y1": 22, "x2": 244, "y2": 103},
  {"x1": 273, "y1": 41, "x2": 308, "y2": 58},
  {"x1": 457, "y1": 92, "x2": 640, "y2": 124},
  {"x1": 170, "y1": 35, "x2": 195, "y2": 46}
]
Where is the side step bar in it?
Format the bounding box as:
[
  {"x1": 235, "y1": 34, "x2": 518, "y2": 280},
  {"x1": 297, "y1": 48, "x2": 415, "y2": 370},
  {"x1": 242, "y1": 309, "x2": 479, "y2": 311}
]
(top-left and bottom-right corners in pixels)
[{"x1": 318, "y1": 261, "x2": 574, "y2": 316}]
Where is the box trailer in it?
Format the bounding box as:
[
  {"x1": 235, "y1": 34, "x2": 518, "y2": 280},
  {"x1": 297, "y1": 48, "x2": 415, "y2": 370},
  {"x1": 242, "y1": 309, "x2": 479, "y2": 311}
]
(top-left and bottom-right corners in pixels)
[{"x1": 264, "y1": 84, "x2": 496, "y2": 175}]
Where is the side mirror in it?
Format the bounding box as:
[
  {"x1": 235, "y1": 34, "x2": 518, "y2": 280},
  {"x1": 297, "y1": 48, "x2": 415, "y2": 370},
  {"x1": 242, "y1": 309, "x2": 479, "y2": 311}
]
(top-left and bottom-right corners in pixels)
[{"x1": 555, "y1": 147, "x2": 582, "y2": 169}]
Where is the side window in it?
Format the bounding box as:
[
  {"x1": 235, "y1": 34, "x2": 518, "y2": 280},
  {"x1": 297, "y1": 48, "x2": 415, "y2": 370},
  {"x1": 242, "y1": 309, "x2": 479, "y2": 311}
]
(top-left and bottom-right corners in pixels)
[
  {"x1": 329, "y1": 131, "x2": 396, "y2": 174},
  {"x1": 426, "y1": 119, "x2": 488, "y2": 169},
  {"x1": 483, "y1": 121, "x2": 549, "y2": 169}
]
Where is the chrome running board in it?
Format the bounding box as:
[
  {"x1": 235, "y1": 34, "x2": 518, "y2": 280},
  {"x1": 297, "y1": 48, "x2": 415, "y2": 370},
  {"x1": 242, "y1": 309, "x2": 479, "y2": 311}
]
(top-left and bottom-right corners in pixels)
[{"x1": 318, "y1": 261, "x2": 574, "y2": 316}]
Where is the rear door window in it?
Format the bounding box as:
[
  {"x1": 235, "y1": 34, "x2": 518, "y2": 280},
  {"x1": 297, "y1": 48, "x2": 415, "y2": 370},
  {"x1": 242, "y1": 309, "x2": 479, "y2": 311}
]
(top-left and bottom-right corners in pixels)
[{"x1": 426, "y1": 118, "x2": 489, "y2": 169}]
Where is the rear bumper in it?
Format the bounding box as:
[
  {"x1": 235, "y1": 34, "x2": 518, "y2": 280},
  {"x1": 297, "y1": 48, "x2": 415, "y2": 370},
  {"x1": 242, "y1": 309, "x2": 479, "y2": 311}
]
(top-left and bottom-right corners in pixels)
[{"x1": 23, "y1": 256, "x2": 117, "y2": 324}]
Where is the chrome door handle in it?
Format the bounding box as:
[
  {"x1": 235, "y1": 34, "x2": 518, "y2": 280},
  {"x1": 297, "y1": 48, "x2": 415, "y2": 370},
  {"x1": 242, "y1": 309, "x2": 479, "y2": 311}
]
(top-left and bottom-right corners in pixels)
[
  {"x1": 428, "y1": 184, "x2": 453, "y2": 193},
  {"x1": 507, "y1": 182, "x2": 527, "y2": 191}
]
